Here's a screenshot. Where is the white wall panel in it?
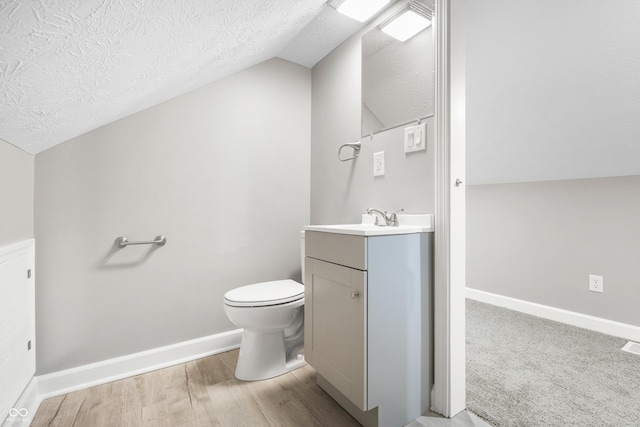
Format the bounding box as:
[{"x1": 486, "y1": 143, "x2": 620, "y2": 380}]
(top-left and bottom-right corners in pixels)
[{"x1": 0, "y1": 240, "x2": 35, "y2": 425}]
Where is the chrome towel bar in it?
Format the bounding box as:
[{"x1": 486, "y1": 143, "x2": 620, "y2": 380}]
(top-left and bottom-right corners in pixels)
[{"x1": 116, "y1": 235, "x2": 166, "y2": 248}]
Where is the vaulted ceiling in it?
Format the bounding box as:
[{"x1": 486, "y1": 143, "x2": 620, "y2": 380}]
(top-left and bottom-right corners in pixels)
[{"x1": 0, "y1": 0, "x2": 367, "y2": 154}]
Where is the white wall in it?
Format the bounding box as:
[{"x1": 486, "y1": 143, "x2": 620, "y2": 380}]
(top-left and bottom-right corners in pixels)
[
  {"x1": 466, "y1": 0, "x2": 640, "y2": 325},
  {"x1": 310, "y1": 11, "x2": 435, "y2": 225},
  {"x1": 0, "y1": 140, "x2": 33, "y2": 246},
  {"x1": 34, "y1": 58, "x2": 311, "y2": 374}
]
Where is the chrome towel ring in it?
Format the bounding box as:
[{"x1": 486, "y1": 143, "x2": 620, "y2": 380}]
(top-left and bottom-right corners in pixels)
[{"x1": 338, "y1": 142, "x2": 361, "y2": 162}]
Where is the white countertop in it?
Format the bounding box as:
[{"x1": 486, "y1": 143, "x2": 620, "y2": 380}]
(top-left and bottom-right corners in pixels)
[{"x1": 304, "y1": 214, "x2": 434, "y2": 236}]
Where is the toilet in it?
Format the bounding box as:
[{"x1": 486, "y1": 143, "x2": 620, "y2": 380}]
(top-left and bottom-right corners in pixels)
[{"x1": 223, "y1": 232, "x2": 306, "y2": 381}]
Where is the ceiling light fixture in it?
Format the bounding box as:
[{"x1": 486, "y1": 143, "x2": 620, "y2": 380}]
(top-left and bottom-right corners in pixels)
[
  {"x1": 332, "y1": 0, "x2": 391, "y2": 23},
  {"x1": 380, "y1": 3, "x2": 432, "y2": 42}
]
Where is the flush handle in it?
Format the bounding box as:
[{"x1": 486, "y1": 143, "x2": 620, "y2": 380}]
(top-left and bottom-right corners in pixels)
[{"x1": 350, "y1": 291, "x2": 360, "y2": 299}]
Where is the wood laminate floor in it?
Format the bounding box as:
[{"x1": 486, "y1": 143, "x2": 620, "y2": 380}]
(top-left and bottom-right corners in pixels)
[
  {"x1": 32, "y1": 349, "x2": 489, "y2": 427},
  {"x1": 32, "y1": 350, "x2": 360, "y2": 427}
]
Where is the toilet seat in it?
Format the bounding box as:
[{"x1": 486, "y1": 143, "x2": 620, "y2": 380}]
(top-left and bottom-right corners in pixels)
[{"x1": 224, "y1": 279, "x2": 304, "y2": 308}]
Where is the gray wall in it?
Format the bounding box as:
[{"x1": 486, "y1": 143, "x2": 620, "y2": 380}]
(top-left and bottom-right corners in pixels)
[
  {"x1": 310, "y1": 20, "x2": 434, "y2": 225},
  {"x1": 467, "y1": 0, "x2": 640, "y2": 185},
  {"x1": 34, "y1": 58, "x2": 311, "y2": 374},
  {"x1": 0, "y1": 139, "x2": 34, "y2": 246},
  {"x1": 467, "y1": 177, "x2": 640, "y2": 326},
  {"x1": 466, "y1": 0, "x2": 640, "y2": 326}
]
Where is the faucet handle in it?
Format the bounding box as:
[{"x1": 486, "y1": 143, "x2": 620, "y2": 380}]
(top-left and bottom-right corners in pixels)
[{"x1": 389, "y1": 208, "x2": 404, "y2": 226}]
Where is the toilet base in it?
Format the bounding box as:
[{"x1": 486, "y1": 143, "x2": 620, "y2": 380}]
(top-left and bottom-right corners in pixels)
[{"x1": 235, "y1": 330, "x2": 305, "y2": 381}]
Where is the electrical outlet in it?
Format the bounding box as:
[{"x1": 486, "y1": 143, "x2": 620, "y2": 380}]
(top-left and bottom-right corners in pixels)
[
  {"x1": 373, "y1": 151, "x2": 385, "y2": 176},
  {"x1": 589, "y1": 274, "x2": 603, "y2": 293}
]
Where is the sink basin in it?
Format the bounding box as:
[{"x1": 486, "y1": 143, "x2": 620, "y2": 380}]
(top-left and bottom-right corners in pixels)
[{"x1": 304, "y1": 214, "x2": 434, "y2": 236}]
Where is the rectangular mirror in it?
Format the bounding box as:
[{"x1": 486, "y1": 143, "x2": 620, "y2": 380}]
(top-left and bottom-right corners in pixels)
[{"x1": 361, "y1": 0, "x2": 435, "y2": 137}]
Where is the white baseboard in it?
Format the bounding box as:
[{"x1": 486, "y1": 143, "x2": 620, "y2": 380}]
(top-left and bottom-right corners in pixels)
[
  {"x1": 37, "y1": 329, "x2": 242, "y2": 400},
  {"x1": 466, "y1": 288, "x2": 640, "y2": 342},
  {"x1": 2, "y1": 377, "x2": 40, "y2": 427}
]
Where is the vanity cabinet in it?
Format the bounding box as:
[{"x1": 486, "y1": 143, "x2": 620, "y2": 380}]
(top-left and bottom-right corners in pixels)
[
  {"x1": 304, "y1": 257, "x2": 367, "y2": 408},
  {"x1": 304, "y1": 230, "x2": 432, "y2": 427}
]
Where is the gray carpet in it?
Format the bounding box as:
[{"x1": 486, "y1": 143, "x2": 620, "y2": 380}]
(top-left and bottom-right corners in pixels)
[{"x1": 466, "y1": 299, "x2": 640, "y2": 427}]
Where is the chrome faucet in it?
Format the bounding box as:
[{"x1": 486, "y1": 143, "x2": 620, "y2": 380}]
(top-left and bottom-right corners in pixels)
[{"x1": 366, "y1": 208, "x2": 403, "y2": 227}]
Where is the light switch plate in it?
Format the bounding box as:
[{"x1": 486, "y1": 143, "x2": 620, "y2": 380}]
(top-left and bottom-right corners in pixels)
[
  {"x1": 404, "y1": 123, "x2": 427, "y2": 153},
  {"x1": 373, "y1": 151, "x2": 385, "y2": 176}
]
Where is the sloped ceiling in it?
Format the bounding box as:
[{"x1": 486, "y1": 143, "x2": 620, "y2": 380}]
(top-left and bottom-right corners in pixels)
[
  {"x1": 466, "y1": 0, "x2": 640, "y2": 184},
  {"x1": 0, "y1": 0, "x2": 366, "y2": 154}
]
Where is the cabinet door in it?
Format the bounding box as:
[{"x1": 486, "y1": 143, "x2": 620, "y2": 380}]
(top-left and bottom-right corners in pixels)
[{"x1": 305, "y1": 257, "x2": 367, "y2": 411}]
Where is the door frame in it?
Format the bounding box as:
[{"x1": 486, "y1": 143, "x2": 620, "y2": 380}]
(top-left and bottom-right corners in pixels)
[{"x1": 431, "y1": 0, "x2": 466, "y2": 418}]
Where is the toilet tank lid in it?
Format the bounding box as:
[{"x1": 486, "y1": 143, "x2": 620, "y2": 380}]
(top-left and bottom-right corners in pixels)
[{"x1": 224, "y1": 279, "x2": 304, "y2": 307}]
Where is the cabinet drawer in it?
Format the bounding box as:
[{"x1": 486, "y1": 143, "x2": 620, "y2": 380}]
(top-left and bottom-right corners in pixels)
[{"x1": 305, "y1": 231, "x2": 366, "y2": 270}]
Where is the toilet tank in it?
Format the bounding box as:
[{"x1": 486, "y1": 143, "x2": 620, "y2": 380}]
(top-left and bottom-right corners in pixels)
[{"x1": 300, "y1": 231, "x2": 305, "y2": 285}]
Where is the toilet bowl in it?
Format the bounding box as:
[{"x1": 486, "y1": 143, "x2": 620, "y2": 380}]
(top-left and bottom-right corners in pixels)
[
  {"x1": 224, "y1": 280, "x2": 305, "y2": 381},
  {"x1": 223, "y1": 232, "x2": 306, "y2": 381}
]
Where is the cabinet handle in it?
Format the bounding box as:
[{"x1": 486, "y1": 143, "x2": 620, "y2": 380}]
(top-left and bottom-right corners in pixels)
[{"x1": 350, "y1": 291, "x2": 360, "y2": 299}]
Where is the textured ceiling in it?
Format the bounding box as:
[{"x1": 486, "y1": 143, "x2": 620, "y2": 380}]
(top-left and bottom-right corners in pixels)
[
  {"x1": 278, "y1": 6, "x2": 363, "y2": 69},
  {"x1": 0, "y1": 0, "x2": 335, "y2": 154}
]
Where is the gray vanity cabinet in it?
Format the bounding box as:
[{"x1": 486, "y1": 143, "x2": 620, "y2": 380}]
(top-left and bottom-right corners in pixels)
[
  {"x1": 304, "y1": 230, "x2": 432, "y2": 427},
  {"x1": 304, "y1": 256, "x2": 367, "y2": 409}
]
